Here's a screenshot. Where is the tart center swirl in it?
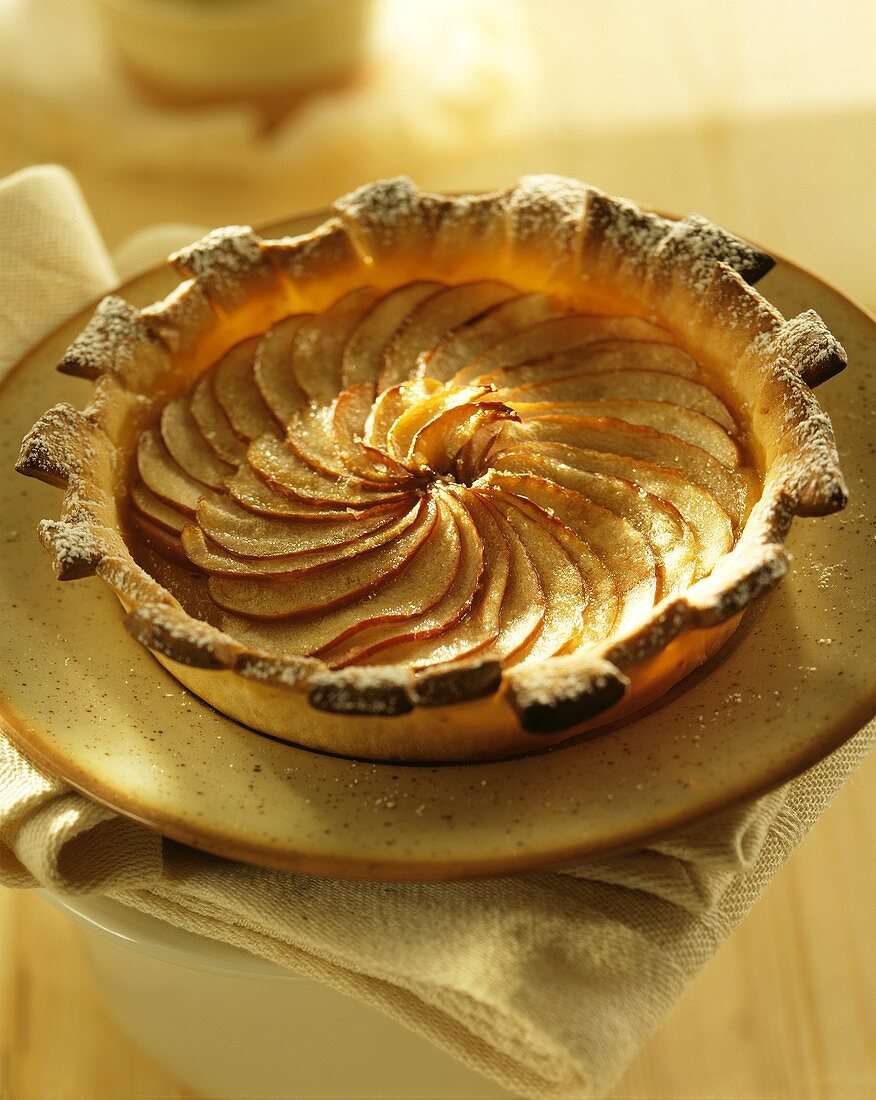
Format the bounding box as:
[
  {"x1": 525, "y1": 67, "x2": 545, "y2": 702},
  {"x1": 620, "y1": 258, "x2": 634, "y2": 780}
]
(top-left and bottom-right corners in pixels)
[{"x1": 129, "y1": 281, "x2": 753, "y2": 672}]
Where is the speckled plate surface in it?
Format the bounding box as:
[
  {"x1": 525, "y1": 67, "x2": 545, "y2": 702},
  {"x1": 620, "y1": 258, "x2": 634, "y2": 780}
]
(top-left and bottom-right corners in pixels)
[{"x1": 1, "y1": 213, "x2": 874, "y2": 881}]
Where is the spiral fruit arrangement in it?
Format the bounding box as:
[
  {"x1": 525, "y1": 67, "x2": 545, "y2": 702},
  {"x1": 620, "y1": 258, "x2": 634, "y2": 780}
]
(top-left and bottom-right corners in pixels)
[
  {"x1": 18, "y1": 177, "x2": 847, "y2": 761},
  {"x1": 132, "y1": 281, "x2": 753, "y2": 677}
]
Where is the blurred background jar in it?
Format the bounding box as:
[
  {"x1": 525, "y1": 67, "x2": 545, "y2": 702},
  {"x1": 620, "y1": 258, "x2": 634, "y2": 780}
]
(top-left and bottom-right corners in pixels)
[
  {"x1": 93, "y1": 0, "x2": 374, "y2": 126},
  {"x1": 0, "y1": 1, "x2": 872, "y2": 302}
]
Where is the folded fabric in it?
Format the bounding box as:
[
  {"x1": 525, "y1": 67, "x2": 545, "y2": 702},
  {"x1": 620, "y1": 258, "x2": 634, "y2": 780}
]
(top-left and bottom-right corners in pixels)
[{"x1": 0, "y1": 164, "x2": 872, "y2": 1099}]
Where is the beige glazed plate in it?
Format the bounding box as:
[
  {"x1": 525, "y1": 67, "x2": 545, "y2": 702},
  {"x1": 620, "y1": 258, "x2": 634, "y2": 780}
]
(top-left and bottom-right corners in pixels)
[{"x1": 1, "y1": 211, "x2": 874, "y2": 881}]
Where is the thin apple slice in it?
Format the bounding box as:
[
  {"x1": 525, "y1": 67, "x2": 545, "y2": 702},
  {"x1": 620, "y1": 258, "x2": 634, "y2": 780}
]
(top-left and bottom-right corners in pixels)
[
  {"x1": 137, "y1": 427, "x2": 209, "y2": 515},
  {"x1": 213, "y1": 338, "x2": 281, "y2": 441},
  {"x1": 183, "y1": 498, "x2": 425, "y2": 576},
  {"x1": 489, "y1": 487, "x2": 620, "y2": 650},
  {"x1": 421, "y1": 294, "x2": 566, "y2": 381},
  {"x1": 484, "y1": 492, "x2": 590, "y2": 662},
  {"x1": 378, "y1": 282, "x2": 517, "y2": 391},
  {"x1": 160, "y1": 395, "x2": 235, "y2": 489},
  {"x1": 194, "y1": 493, "x2": 415, "y2": 557},
  {"x1": 190, "y1": 374, "x2": 248, "y2": 465},
  {"x1": 491, "y1": 452, "x2": 696, "y2": 599},
  {"x1": 227, "y1": 465, "x2": 375, "y2": 518},
  {"x1": 471, "y1": 340, "x2": 702, "y2": 392},
  {"x1": 496, "y1": 369, "x2": 737, "y2": 433},
  {"x1": 451, "y1": 315, "x2": 676, "y2": 386},
  {"x1": 130, "y1": 480, "x2": 187, "y2": 535},
  {"x1": 490, "y1": 488, "x2": 618, "y2": 657},
  {"x1": 498, "y1": 440, "x2": 733, "y2": 577},
  {"x1": 253, "y1": 314, "x2": 311, "y2": 425},
  {"x1": 354, "y1": 491, "x2": 510, "y2": 668},
  {"x1": 331, "y1": 383, "x2": 411, "y2": 483},
  {"x1": 499, "y1": 415, "x2": 745, "y2": 525},
  {"x1": 291, "y1": 287, "x2": 382, "y2": 405},
  {"x1": 248, "y1": 436, "x2": 411, "y2": 508},
  {"x1": 406, "y1": 401, "x2": 518, "y2": 476},
  {"x1": 386, "y1": 384, "x2": 495, "y2": 464},
  {"x1": 341, "y1": 281, "x2": 443, "y2": 392},
  {"x1": 209, "y1": 496, "x2": 441, "y2": 619},
  {"x1": 216, "y1": 499, "x2": 467, "y2": 656},
  {"x1": 320, "y1": 490, "x2": 485, "y2": 667},
  {"x1": 512, "y1": 399, "x2": 740, "y2": 467},
  {"x1": 363, "y1": 379, "x2": 443, "y2": 454},
  {"x1": 483, "y1": 472, "x2": 657, "y2": 633},
  {"x1": 286, "y1": 402, "x2": 409, "y2": 490}
]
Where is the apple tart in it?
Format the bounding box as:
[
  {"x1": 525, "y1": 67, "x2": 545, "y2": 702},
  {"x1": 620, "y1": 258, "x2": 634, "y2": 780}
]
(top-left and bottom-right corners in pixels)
[{"x1": 17, "y1": 177, "x2": 848, "y2": 761}]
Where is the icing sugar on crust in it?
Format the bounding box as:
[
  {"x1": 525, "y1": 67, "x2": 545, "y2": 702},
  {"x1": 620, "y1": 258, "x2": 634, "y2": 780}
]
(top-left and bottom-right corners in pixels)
[{"x1": 16, "y1": 176, "x2": 848, "y2": 757}]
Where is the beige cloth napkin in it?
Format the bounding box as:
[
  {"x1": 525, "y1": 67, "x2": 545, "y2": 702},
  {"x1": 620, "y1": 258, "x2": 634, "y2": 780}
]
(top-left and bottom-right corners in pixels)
[{"x1": 0, "y1": 164, "x2": 873, "y2": 1100}]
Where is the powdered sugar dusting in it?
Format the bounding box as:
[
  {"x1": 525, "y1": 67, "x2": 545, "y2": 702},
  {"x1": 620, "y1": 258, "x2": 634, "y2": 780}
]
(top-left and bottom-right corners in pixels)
[
  {"x1": 17, "y1": 403, "x2": 91, "y2": 483},
  {"x1": 510, "y1": 175, "x2": 587, "y2": 253},
  {"x1": 334, "y1": 177, "x2": 426, "y2": 254},
  {"x1": 309, "y1": 664, "x2": 414, "y2": 715},
  {"x1": 141, "y1": 279, "x2": 216, "y2": 354},
  {"x1": 653, "y1": 214, "x2": 774, "y2": 294},
  {"x1": 62, "y1": 296, "x2": 168, "y2": 380},
  {"x1": 38, "y1": 518, "x2": 106, "y2": 577},
  {"x1": 238, "y1": 655, "x2": 320, "y2": 688}
]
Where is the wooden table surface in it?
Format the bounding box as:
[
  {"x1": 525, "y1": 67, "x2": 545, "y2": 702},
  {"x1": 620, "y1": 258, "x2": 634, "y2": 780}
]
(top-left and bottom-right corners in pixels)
[{"x1": 1, "y1": 746, "x2": 874, "y2": 1100}]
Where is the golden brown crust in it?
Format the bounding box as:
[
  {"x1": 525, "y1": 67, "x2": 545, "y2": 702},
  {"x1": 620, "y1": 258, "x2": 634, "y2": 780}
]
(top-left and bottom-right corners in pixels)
[{"x1": 16, "y1": 175, "x2": 848, "y2": 762}]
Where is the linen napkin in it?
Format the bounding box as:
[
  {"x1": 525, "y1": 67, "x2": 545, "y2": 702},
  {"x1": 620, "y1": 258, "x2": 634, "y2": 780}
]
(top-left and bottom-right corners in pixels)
[{"x1": 0, "y1": 165, "x2": 873, "y2": 1100}]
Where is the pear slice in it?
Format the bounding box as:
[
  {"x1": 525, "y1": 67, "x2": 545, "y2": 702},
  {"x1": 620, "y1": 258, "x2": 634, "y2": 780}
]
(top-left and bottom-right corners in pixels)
[
  {"x1": 213, "y1": 338, "x2": 281, "y2": 441},
  {"x1": 451, "y1": 315, "x2": 676, "y2": 386},
  {"x1": 320, "y1": 490, "x2": 486, "y2": 667},
  {"x1": 501, "y1": 415, "x2": 745, "y2": 525},
  {"x1": 253, "y1": 314, "x2": 310, "y2": 425},
  {"x1": 512, "y1": 399, "x2": 740, "y2": 467},
  {"x1": 217, "y1": 498, "x2": 466, "y2": 656},
  {"x1": 190, "y1": 374, "x2": 247, "y2": 465},
  {"x1": 363, "y1": 379, "x2": 443, "y2": 454},
  {"x1": 485, "y1": 491, "x2": 595, "y2": 662},
  {"x1": 386, "y1": 384, "x2": 495, "y2": 464},
  {"x1": 500, "y1": 440, "x2": 733, "y2": 577},
  {"x1": 194, "y1": 493, "x2": 415, "y2": 557},
  {"x1": 496, "y1": 369, "x2": 736, "y2": 433},
  {"x1": 378, "y1": 282, "x2": 517, "y2": 391},
  {"x1": 491, "y1": 452, "x2": 696, "y2": 599},
  {"x1": 331, "y1": 384, "x2": 411, "y2": 483},
  {"x1": 406, "y1": 402, "x2": 518, "y2": 476},
  {"x1": 490, "y1": 488, "x2": 620, "y2": 649},
  {"x1": 209, "y1": 495, "x2": 441, "y2": 619},
  {"x1": 248, "y1": 436, "x2": 411, "y2": 508},
  {"x1": 353, "y1": 491, "x2": 510, "y2": 669},
  {"x1": 291, "y1": 287, "x2": 381, "y2": 405},
  {"x1": 130, "y1": 480, "x2": 187, "y2": 535},
  {"x1": 286, "y1": 403, "x2": 377, "y2": 484},
  {"x1": 183, "y1": 497, "x2": 424, "y2": 577},
  {"x1": 421, "y1": 293, "x2": 565, "y2": 382},
  {"x1": 483, "y1": 471, "x2": 657, "y2": 634},
  {"x1": 227, "y1": 465, "x2": 380, "y2": 518},
  {"x1": 471, "y1": 340, "x2": 701, "y2": 391},
  {"x1": 136, "y1": 427, "x2": 210, "y2": 515},
  {"x1": 341, "y1": 281, "x2": 443, "y2": 392},
  {"x1": 160, "y1": 395, "x2": 235, "y2": 489},
  {"x1": 474, "y1": 495, "x2": 546, "y2": 662}
]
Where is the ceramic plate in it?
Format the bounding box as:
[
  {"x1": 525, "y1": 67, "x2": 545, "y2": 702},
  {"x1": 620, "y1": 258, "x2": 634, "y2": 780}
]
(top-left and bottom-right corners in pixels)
[{"x1": 1, "y1": 213, "x2": 873, "y2": 880}]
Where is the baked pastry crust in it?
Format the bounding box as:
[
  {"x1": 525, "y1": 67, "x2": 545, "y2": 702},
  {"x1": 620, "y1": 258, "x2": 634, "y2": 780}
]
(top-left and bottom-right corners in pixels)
[{"x1": 17, "y1": 176, "x2": 848, "y2": 761}]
